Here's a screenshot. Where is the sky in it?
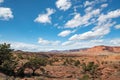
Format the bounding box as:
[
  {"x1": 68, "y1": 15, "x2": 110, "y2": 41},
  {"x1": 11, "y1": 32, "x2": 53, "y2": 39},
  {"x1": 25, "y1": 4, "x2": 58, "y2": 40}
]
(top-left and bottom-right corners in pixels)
[{"x1": 0, "y1": 0, "x2": 120, "y2": 51}]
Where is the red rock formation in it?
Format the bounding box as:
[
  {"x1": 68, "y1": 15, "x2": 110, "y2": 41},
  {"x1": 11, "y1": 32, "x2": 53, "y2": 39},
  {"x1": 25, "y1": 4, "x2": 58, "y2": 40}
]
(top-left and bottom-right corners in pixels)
[
  {"x1": 80, "y1": 45, "x2": 120, "y2": 54},
  {"x1": 112, "y1": 47, "x2": 120, "y2": 53}
]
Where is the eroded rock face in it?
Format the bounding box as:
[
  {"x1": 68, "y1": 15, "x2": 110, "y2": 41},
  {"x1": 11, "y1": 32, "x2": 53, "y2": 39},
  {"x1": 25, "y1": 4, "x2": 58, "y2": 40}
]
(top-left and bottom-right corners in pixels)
[
  {"x1": 81, "y1": 46, "x2": 120, "y2": 54},
  {"x1": 87, "y1": 46, "x2": 108, "y2": 52},
  {"x1": 112, "y1": 47, "x2": 120, "y2": 53}
]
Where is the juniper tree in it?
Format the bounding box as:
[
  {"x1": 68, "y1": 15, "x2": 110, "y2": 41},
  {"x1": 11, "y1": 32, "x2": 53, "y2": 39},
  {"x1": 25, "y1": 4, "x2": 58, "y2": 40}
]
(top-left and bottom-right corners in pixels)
[
  {"x1": 0, "y1": 43, "x2": 13, "y2": 65},
  {"x1": 24, "y1": 57, "x2": 47, "y2": 76}
]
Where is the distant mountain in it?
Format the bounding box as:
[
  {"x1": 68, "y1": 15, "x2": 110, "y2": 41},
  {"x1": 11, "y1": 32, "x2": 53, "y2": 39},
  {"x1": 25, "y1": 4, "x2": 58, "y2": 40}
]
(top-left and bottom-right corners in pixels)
[
  {"x1": 13, "y1": 45, "x2": 120, "y2": 55},
  {"x1": 50, "y1": 45, "x2": 120, "y2": 53},
  {"x1": 87, "y1": 45, "x2": 120, "y2": 52},
  {"x1": 79, "y1": 45, "x2": 120, "y2": 55},
  {"x1": 67, "y1": 48, "x2": 88, "y2": 52}
]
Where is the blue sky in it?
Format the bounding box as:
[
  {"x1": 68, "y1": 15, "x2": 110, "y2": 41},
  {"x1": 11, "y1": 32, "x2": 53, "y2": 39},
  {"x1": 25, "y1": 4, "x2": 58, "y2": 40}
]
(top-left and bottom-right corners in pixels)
[{"x1": 0, "y1": 0, "x2": 120, "y2": 51}]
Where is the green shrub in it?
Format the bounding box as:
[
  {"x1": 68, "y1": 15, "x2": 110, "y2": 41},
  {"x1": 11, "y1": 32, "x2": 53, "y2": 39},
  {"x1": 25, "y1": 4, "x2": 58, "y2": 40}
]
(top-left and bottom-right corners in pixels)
[
  {"x1": 78, "y1": 75, "x2": 90, "y2": 80},
  {"x1": 24, "y1": 57, "x2": 48, "y2": 76},
  {"x1": 63, "y1": 58, "x2": 75, "y2": 65},
  {"x1": 74, "y1": 60, "x2": 80, "y2": 66},
  {"x1": 0, "y1": 60, "x2": 17, "y2": 76},
  {"x1": 0, "y1": 43, "x2": 13, "y2": 65},
  {"x1": 0, "y1": 43, "x2": 17, "y2": 76},
  {"x1": 81, "y1": 74, "x2": 90, "y2": 80},
  {"x1": 17, "y1": 53, "x2": 24, "y2": 59},
  {"x1": 81, "y1": 62, "x2": 99, "y2": 79}
]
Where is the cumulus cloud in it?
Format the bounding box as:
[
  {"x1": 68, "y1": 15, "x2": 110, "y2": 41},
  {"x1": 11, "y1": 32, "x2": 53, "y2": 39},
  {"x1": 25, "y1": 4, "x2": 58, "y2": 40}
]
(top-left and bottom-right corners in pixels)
[
  {"x1": 84, "y1": 0, "x2": 107, "y2": 7},
  {"x1": 11, "y1": 42, "x2": 60, "y2": 52},
  {"x1": 56, "y1": 0, "x2": 71, "y2": 11},
  {"x1": 0, "y1": 41, "x2": 62, "y2": 51},
  {"x1": 58, "y1": 30, "x2": 75, "y2": 37},
  {"x1": 0, "y1": 38, "x2": 120, "y2": 52},
  {"x1": 62, "y1": 41, "x2": 73, "y2": 46},
  {"x1": 61, "y1": 38, "x2": 120, "y2": 49},
  {"x1": 85, "y1": 7, "x2": 93, "y2": 13},
  {"x1": 34, "y1": 8, "x2": 55, "y2": 24},
  {"x1": 0, "y1": 0, "x2": 4, "y2": 3},
  {"x1": 62, "y1": 39, "x2": 104, "y2": 47},
  {"x1": 11, "y1": 42, "x2": 41, "y2": 51},
  {"x1": 101, "y1": 3, "x2": 108, "y2": 8},
  {"x1": 65, "y1": 9, "x2": 100, "y2": 28},
  {"x1": 65, "y1": 14, "x2": 81, "y2": 28},
  {"x1": 67, "y1": 9, "x2": 120, "y2": 41},
  {"x1": 0, "y1": 7, "x2": 13, "y2": 20},
  {"x1": 114, "y1": 24, "x2": 120, "y2": 29},
  {"x1": 110, "y1": 39, "x2": 120, "y2": 45},
  {"x1": 65, "y1": 0, "x2": 109, "y2": 28},
  {"x1": 0, "y1": 41, "x2": 42, "y2": 52},
  {"x1": 38, "y1": 38, "x2": 50, "y2": 45},
  {"x1": 69, "y1": 21, "x2": 115, "y2": 41},
  {"x1": 38, "y1": 38, "x2": 60, "y2": 46},
  {"x1": 90, "y1": 39, "x2": 104, "y2": 43},
  {"x1": 84, "y1": 1, "x2": 94, "y2": 7},
  {"x1": 98, "y1": 9, "x2": 120, "y2": 24}
]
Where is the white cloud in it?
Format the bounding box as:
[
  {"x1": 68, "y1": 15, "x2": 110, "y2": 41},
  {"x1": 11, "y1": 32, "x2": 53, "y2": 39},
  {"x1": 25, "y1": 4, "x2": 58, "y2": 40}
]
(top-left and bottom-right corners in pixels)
[
  {"x1": 0, "y1": 38, "x2": 120, "y2": 52},
  {"x1": 68, "y1": 9, "x2": 120, "y2": 41},
  {"x1": 84, "y1": 0, "x2": 107, "y2": 7},
  {"x1": 114, "y1": 24, "x2": 120, "y2": 29},
  {"x1": 34, "y1": 8, "x2": 55, "y2": 24},
  {"x1": 65, "y1": 9, "x2": 100, "y2": 28},
  {"x1": 0, "y1": 0, "x2": 4, "y2": 3},
  {"x1": 0, "y1": 41, "x2": 62, "y2": 52},
  {"x1": 61, "y1": 38, "x2": 120, "y2": 49},
  {"x1": 10, "y1": 38, "x2": 120, "y2": 51},
  {"x1": 62, "y1": 39, "x2": 104, "y2": 47},
  {"x1": 58, "y1": 30, "x2": 73, "y2": 37},
  {"x1": 0, "y1": 41, "x2": 42, "y2": 52},
  {"x1": 90, "y1": 39, "x2": 104, "y2": 43},
  {"x1": 62, "y1": 41, "x2": 73, "y2": 46},
  {"x1": 98, "y1": 9, "x2": 120, "y2": 24},
  {"x1": 101, "y1": 3, "x2": 108, "y2": 8},
  {"x1": 74, "y1": 0, "x2": 108, "y2": 15},
  {"x1": 84, "y1": 1, "x2": 94, "y2": 7},
  {"x1": 54, "y1": 23, "x2": 59, "y2": 27},
  {"x1": 38, "y1": 38, "x2": 50, "y2": 45},
  {"x1": 11, "y1": 42, "x2": 41, "y2": 52},
  {"x1": 56, "y1": 0, "x2": 71, "y2": 11},
  {"x1": 110, "y1": 39, "x2": 120, "y2": 45},
  {"x1": 0, "y1": 7, "x2": 13, "y2": 20},
  {"x1": 69, "y1": 21, "x2": 115, "y2": 40},
  {"x1": 11, "y1": 42, "x2": 60, "y2": 52},
  {"x1": 38, "y1": 38, "x2": 60, "y2": 46},
  {"x1": 85, "y1": 7, "x2": 93, "y2": 13},
  {"x1": 65, "y1": 13, "x2": 81, "y2": 28},
  {"x1": 11, "y1": 38, "x2": 120, "y2": 51}
]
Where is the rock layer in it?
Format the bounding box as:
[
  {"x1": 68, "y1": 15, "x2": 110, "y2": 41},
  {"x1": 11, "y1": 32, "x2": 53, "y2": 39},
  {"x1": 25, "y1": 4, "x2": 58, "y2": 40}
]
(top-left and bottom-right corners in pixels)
[{"x1": 80, "y1": 45, "x2": 120, "y2": 55}]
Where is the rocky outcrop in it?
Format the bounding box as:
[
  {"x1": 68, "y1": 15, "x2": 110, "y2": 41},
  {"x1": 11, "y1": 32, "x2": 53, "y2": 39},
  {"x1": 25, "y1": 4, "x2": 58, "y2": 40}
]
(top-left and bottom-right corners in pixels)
[{"x1": 80, "y1": 45, "x2": 120, "y2": 54}]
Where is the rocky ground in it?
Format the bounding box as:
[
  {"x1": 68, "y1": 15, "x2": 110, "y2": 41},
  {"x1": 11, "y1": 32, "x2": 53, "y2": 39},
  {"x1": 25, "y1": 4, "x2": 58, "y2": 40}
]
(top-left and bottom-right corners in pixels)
[{"x1": 0, "y1": 45, "x2": 120, "y2": 80}]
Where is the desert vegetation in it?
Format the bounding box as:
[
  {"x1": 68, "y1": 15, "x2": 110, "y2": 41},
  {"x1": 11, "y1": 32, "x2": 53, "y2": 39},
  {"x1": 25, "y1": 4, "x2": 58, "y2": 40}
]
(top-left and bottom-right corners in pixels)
[{"x1": 0, "y1": 43, "x2": 120, "y2": 80}]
